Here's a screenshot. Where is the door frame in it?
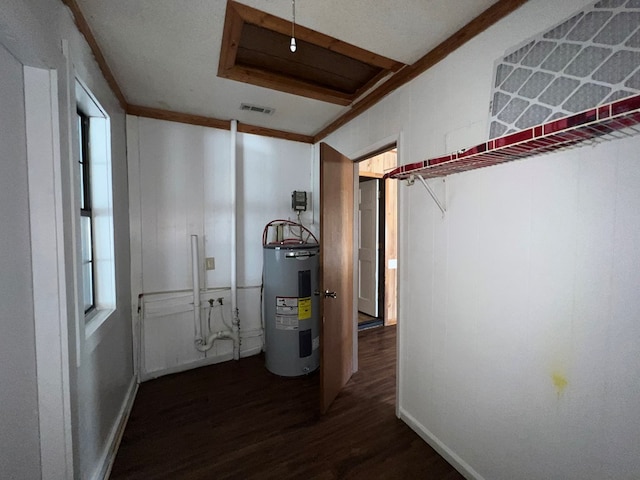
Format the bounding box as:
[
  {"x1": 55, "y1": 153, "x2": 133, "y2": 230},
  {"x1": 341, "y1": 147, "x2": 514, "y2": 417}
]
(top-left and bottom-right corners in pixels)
[
  {"x1": 313, "y1": 133, "x2": 402, "y2": 412},
  {"x1": 355, "y1": 143, "x2": 399, "y2": 324},
  {"x1": 357, "y1": 154, "x2": 399, "y2": 328},
  {"x1": 357, "y1": 176, "x2": 381, "y2": 318},
  {"x1": 24, "y1": 64, "x2": 75, "y2": 478},
  {"x1": 344, "y1": 134, "x2": 402, "y2": 416}
]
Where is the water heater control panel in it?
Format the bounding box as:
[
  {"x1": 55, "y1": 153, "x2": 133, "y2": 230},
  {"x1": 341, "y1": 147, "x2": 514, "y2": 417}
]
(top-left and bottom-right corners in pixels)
[{"x1": 291, "y1": 190, "x2": 307, "y2": 211}]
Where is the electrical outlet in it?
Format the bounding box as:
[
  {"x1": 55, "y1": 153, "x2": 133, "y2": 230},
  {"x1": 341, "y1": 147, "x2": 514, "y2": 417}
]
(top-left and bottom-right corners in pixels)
[{"x1": 205, "y1": 257, "x2": 215, "y2": 270}]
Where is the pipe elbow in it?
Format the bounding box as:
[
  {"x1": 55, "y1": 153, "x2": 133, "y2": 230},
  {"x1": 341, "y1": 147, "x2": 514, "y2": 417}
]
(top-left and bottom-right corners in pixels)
[{"x1": 194, "y1": 330, "x2": 235, "y2": 352}]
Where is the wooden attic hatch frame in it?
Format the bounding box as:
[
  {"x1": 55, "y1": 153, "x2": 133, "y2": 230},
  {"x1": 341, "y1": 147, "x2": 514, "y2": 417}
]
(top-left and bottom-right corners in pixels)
[
  {"x1": 218, "y1": 1, "x2": 405, "y2": 106},
  {"x1": 385, "y1": 94, "x2": 640, "y2": 213}
]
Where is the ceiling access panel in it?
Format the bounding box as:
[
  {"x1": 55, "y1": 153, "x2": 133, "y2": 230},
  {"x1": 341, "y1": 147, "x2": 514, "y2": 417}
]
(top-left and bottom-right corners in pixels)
[{"x1": 218, "y1": 1, "x2": 405, "y2": 106}]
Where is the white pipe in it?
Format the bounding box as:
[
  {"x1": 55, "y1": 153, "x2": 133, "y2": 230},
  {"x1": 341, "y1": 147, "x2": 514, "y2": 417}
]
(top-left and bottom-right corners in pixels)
[
  {"x1": 194, "y1": 330, "x2": 234, "y2": 352},
  {"x1": 192, "y1": 299, "x2": 235, "y2": 353},
  {"x1": 191, "y1": 235, "x2": 203, "y2": 341},
  {"x1": 230, "y1": 120, "x2": 240, "y2": 360}
]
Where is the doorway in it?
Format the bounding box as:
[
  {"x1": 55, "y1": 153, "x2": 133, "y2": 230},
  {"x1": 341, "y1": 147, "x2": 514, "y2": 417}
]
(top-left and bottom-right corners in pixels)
[{"x1": 357, "y1": 148, "x2": 398, "y2": 331}]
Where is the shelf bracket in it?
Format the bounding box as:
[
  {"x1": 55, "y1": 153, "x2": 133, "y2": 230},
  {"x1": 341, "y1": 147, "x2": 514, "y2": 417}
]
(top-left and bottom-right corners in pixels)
[{"x1": 407, "y1": 174, "x2": 446, "y2": 215}]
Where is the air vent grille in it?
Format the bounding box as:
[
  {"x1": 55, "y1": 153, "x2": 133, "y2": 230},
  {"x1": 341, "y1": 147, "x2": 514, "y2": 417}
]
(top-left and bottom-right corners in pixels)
[
  {"x1": 240, "y1": 103, "x2": 275, "y2": 115},
  {"x1": 489, "y1": 0, "x2": 640, "y2": 139}
]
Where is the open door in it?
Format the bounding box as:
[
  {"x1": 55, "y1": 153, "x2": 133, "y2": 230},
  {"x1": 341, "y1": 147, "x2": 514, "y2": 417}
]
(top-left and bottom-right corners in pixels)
[{"x1": 319, "y1": 142, "x2": 354, "y2": 414}]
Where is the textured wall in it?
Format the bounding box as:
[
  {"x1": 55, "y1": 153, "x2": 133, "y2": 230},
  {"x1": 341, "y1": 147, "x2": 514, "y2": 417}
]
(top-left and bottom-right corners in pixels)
[
  {"x1": 324, "y1": 0, "x2": 639, "y2": 478},
  {"x1": 0, "y1": 0, "x2": 135, "y2": 478},
  {"x1": 128, "y1": 116, "x2": 315, "y2": 378}
]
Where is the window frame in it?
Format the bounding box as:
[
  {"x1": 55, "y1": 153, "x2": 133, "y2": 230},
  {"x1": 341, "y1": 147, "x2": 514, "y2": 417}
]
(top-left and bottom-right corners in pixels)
[
  {"x1": 75, "y1": 77, "x2": 115, "y2": 334},
  {"x1": 77, "y1": 108, "x2": 96, "y2": 315}
]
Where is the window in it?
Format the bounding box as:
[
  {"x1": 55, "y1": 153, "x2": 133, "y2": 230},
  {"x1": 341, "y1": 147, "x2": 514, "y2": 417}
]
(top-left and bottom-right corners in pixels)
[
  {"x1": 75, "y1": 79, "x2": 115, "y2": 330},
  {"x1": 78, "y1": 110, "x2": 95, "y2": 314}
]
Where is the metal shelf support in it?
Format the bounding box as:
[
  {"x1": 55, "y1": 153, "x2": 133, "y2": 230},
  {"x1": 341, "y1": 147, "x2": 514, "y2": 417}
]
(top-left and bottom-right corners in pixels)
[{"x1": 407, "y1": 174, "x2": 446, "y2": 215}]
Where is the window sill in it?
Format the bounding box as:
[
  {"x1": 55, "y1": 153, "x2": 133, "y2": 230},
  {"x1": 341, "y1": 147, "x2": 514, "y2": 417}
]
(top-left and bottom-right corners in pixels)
[{"x1": 85, "y1": 308, "x2": 115, "y2": 354}]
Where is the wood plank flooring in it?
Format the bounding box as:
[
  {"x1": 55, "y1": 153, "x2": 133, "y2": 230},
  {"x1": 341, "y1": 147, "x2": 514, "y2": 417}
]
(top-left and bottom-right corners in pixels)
[{"x1": 110, "y1": 326, "x2": 464, "y2": 479}]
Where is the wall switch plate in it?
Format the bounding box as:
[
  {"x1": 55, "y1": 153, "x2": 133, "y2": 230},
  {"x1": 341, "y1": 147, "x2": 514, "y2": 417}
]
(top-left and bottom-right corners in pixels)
[{"x1": 205, "y1": 257, "x2": 215, "y2": 270}]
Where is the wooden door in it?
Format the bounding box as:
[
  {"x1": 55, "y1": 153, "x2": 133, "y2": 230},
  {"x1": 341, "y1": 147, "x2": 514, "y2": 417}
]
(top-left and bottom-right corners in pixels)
[
  {"x1": 320, "y1": 142, "x2": 354, "y2": 414},
  {"x1": 358, "y1": 178, "x2": 379, "y2": 317}
]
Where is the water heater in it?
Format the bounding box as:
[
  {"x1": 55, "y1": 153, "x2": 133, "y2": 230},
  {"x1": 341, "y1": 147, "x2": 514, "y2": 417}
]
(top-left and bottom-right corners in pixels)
[{"x1": 263, "y1": 244, "x2": 320, "y2": 376}]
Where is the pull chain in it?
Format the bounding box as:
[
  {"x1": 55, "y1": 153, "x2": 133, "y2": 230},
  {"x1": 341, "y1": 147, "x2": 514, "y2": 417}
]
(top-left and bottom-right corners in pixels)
[{"x1": 290, "y1": 0, "x2": 297, "y2": 52}]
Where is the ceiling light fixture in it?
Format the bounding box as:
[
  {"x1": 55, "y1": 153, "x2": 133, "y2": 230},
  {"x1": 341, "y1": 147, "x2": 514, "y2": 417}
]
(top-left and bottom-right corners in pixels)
[{"x1": 290, "y1": 0, "x2": 296, "y2": 52}]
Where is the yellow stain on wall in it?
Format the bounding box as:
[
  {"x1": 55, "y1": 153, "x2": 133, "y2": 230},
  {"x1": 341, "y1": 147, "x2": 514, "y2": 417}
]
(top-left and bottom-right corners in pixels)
[{"x1": 552, "y1": 372, "x2": 568, "y2": 395}]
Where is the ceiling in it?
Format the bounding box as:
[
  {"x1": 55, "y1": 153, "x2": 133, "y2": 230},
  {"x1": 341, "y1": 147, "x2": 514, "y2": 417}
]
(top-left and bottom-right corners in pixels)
[{"x1": 71, "y1": 0, "x2": 507, "y2": 139}]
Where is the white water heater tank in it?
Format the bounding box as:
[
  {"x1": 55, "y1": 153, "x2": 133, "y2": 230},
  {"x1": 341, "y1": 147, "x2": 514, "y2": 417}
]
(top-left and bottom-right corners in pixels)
[{"x1": 263, "y1": 244, "x2": 320, "y2": 377}]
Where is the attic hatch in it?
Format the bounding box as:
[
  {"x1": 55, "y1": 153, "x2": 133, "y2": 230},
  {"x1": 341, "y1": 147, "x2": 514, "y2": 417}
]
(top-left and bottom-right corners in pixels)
[{"x1": 218, "y1": 1, "x2": 405, "y2": 106}]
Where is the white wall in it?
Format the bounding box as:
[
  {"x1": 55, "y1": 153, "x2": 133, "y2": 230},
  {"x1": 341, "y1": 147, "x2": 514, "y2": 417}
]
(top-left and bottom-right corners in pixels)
[
  {"x1": 128, "y1": 116, "x2": 314, "y2": 378},
  {"x1": 324, "y1": 0, "x2": 640, "y2": 479},
  {"x1": 0, "y1": 1, "x2": 135, "y2": 478},
  {"x1": 0, "y1": 42, "x2": 41, "y2": 480}
]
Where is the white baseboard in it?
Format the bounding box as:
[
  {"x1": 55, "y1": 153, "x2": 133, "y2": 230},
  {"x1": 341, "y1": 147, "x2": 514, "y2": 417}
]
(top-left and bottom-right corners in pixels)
[
  {"x1": 140, "y1": 352, "x2": 234, "y2": 382},
  {"x1": 239, "y1": 345, "x2": 262, "y2": 358},
  {"x1": 140, "y1": 341, "x2": 265, "y2": 382},
  {"x1": 398, "y1": 407, "x2": 485, "y2": 480},
  {"x1": 92, "y1": 375, "x2": 138, "y2": 480}
]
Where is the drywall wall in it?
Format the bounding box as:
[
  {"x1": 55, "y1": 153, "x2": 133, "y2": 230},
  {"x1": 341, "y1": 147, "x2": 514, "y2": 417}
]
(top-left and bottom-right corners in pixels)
[
  {"x1": 324, "y1": 0, "x2": 640, "y2": 479},
  {"x1": 401, "y1": 131, "x2": 640, "y2": 480},
  {"x1": 63, "y1": 6, "x2": 136, "y2": 474},
  {"x1": 0, "y1": 0, "x2": 135, "y2": 478},
  {"x1": 128, "y1": 116, "x2": 315, "y2": 378},
  {"x1": 0, "y1": 41, "x2": 41, "y2": 480}
]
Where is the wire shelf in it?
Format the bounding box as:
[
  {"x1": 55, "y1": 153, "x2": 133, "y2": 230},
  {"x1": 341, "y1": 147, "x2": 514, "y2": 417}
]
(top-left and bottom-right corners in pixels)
[{"x1": 386, "y1": 94, "x2": 640, "y2": 180}]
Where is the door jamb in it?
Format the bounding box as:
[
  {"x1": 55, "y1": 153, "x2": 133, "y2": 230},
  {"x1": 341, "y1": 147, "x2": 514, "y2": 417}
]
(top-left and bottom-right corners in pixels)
[
  {"x1": 347, "y1": 134, "x2": 400, "y2": 410},
  {"x1": 24, "y1": 65, "x2": 75, "y2": 479}
]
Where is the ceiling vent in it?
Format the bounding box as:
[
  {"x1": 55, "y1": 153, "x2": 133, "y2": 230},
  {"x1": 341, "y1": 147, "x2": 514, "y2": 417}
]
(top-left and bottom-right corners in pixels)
[{"x1": 240, "y1": 103, "x2": 275, "y2": 115}]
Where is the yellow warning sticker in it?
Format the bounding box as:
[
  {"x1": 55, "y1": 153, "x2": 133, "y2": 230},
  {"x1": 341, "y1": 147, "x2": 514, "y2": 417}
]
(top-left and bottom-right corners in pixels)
[{"x1": 298, "y1": 297, "x2": 311, "y2": 320}]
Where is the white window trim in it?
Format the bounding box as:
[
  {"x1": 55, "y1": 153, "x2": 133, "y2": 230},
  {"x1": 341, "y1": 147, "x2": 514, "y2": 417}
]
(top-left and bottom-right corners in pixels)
[{"x1": 75, "y1": 78, "x2": 116, "y2": 340}]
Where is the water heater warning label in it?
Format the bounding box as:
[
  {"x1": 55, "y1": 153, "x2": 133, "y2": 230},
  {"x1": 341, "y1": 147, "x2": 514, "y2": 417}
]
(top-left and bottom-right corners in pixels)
[
  {"x1": 275, "y1": 297, "x2": 298, "y2": 330},
  {"x1": 276, "y1": 297, "x2": 298, "y2": 314},
  {"x1": 275, "y1": 315, "x2": 298, "y2": 330},
  {"x1": 298, "y1": 297, "x2": 311, "y2": 320}
]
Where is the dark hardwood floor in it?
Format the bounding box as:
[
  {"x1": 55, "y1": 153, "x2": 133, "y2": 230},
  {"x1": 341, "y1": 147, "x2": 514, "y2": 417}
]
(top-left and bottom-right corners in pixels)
[{"x1": 110, "y1": 326, "x2": 464, "y2": 479}]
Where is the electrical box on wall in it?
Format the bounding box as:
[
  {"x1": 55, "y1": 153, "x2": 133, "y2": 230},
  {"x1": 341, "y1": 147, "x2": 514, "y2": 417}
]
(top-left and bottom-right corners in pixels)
[{"x1": 291, "y1": 190, "x2": 307, "y2": 212}]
